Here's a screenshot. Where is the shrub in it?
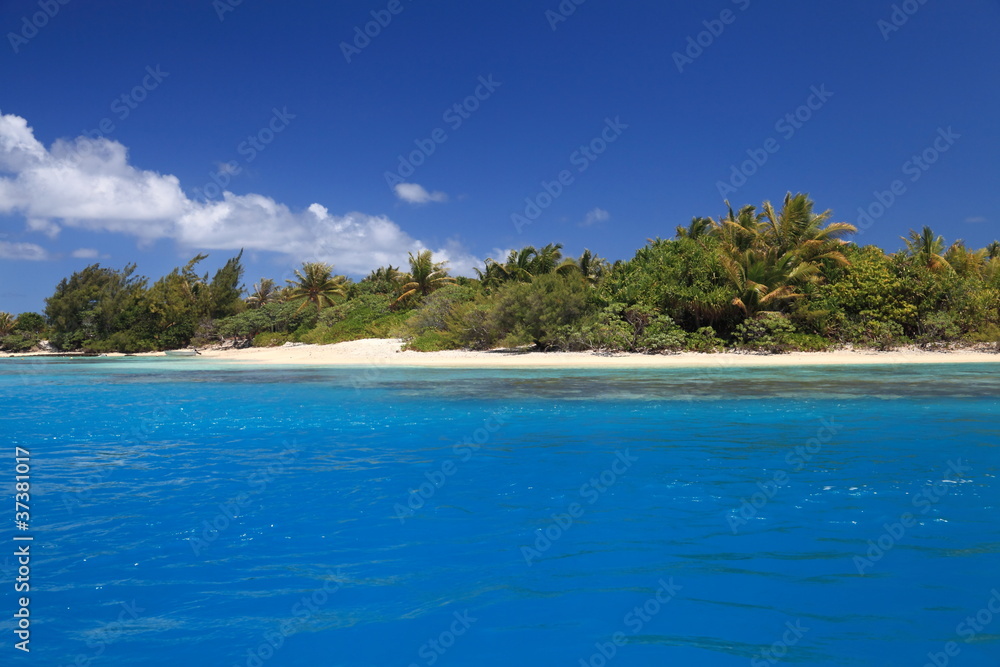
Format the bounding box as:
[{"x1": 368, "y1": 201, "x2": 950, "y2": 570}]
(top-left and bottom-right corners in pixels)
[
  {"x1": 253, "y1": 332, "x2": 291, "y2": 347},
  {"x1": 733, "y1": 313, "x2": 797, "y2": 353},
  {"x1": 0, "y1": 334, "x2": 38, "y2": 353},
  {"x1": 685, "y1": 327, "x2": 725, "y2": 353},
  {"x1": 842, "y1": 319, "x2": 905, "y2": 350},
  {"x1": 590, "y1": 305, "x2": 686, "y2": 353},
  {"x1": 967, "y1": 323, "x2": 1000, "y2": 346},
  {"x1": 404, "y1": 330, "x2": 457, "y2": 352},
  {"x1": 452, "y1": 274, "x2": 599, "y2": 351},
  {"x1": 190, "y1": 318, "x2": 220, "y2": 348},
  {"x1": 299, "y1": 294, "x2": 409, "y2": 345},
  {"x1": 404, "y1": 285, "x2": 478, "y2": 334},
  {"x1": 13, "y1": 312, "x2": 46, "y2": 336},
  {"x1": 81, "y1": 332, "x2": 157, "y2": 353},
  {"x1": 916, "y1": 312, "x2": 961, "y2": 346},
  {"x1": 783, "y1": 333, "x2": 832, "y2": 352},
  {"x1": 217, "y1": 301, "x2": 314, "y2": 341}
]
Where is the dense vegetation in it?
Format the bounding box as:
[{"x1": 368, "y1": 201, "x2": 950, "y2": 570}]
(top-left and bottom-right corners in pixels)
[{"x1": 3, "y1": 193, "x2": 999, "y2": 354}]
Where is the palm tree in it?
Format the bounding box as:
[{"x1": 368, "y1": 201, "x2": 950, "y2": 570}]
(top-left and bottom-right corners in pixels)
[
  {"x1": 902, "y1": 226, "x2": 951, "y2": 271},
  {"x1": 473, "y1": 258, "x2": 508, "y2": 291},
  {"x1": 0, "y1": 312, "x2": 14, "y2": 336},
  {"x1": 760, "y1": 192, "x2": 856, "y2": 265},
  {"x1": 986, "y1": 241, "x2": 1000, "y2": 260},
  {"x1": 714, "y1": 202, "x2": 764, "y2": 254},
  {"x1": 476, "y1": 247, "x2": 538, "y2": 288},
  {"x1": 396, "y1": 251, "x2": 455, "y2": 304},
  {"x1": 530, "y1": 243, "x2": 564, "y2": 274},
  {"x1": 721, "y1": 249, "x2": 818, "y2": 318},
  {"x1": 945, "y1": 241, "x2": 986, "y2": 278},
  {"x1": 676, "y1": 216, "x2": 714, "y2": 240},
  {"x1": 502, "y1": 247, "x2": 538, "y2": 282},
  {"x1": 285, "y1": 262, "x2": 347, "y2": 311},
  {"x1": 365, "y1": 265, "x2": 403, "y2": 294},
  {"x1": 246, "y1": 278, "x2": 277, "y2": 309},
  {"x1": 556, "y1": 249, "x2": 608, "y2": 286}
]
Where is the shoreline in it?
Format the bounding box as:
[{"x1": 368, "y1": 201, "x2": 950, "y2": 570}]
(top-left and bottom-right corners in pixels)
[{"x1": 6, "y1": 338, "x2": 1000, "y2": 369}]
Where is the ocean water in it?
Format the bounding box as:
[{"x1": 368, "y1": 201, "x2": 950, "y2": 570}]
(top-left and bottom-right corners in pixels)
[{"x1": 1, "y1": 357, "x2": 999, "y2": 666}]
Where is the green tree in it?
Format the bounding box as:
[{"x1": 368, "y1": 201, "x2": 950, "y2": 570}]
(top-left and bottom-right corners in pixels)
[
  {"x1": 759, "y1": 192, "x2": 856, "y2": 262},
  {"x1": 362, "y1": 265, "x2": 404, "y2": 295},
  {"x1": 902, "y1": 226, "x2": 951, "y2": 272},
  {"x1": 246, "y1": 278, "x2": 277, "y2": 309},
  {"x1": 603, "y1": 237, "x2": 733, "y2": 331},
  {"x1": 45, "y1": 263, "x2": 149, "y2": 350},
  {"x1": 721, "y1": 248, "x2": 818, "y2": 318},
  {"x1": 396, "y1": 251, "x2": 455, "y2": 304},
  {"x1": 285, "y1": 262, "x2": 348, "y2": 311},
  {"x1": 675, "y1": 216, "x2": 714, "y2": 240},
  {"x1": 13, "y1": 312, "x2": 45, "y2": 335},
  {"x1": 206, "y1": 250, "x2": 245, "y2": 318},
  {"x1": 457, "y1": 273, "x2": 598, "y2": 350},
  {"x1": 556, "y1": 249, "x2": 608, "y2": 286},
  {"x1": 143, "y1": 255, "x2": 209, "y2": 349},
  {"x1": 475, "y1": 244, "x2": 565, "y2": 290}
]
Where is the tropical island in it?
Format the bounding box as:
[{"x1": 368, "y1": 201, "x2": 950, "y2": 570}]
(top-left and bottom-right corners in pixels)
[{"x1": 2, "y1": 193, "x2": 999, "y2": 359}]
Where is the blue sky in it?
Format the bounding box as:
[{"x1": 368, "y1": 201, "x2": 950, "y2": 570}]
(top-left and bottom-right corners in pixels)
[{"x1": 1, "y1": 0, "x2": 998, "y2": 314}]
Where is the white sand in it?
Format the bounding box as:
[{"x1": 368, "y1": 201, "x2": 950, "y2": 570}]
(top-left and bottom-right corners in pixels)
[
  {"x1": 166, "y1": 339, "x2": 1000, "y2": 368},
  {"x1": 7, "y1": 338, "x2": 998, "y2": 367}
]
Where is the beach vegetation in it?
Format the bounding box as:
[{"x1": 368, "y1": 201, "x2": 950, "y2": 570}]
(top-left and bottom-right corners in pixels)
[{"x1": 24, "y1": 193, "x2": 1000, "y2": 355}]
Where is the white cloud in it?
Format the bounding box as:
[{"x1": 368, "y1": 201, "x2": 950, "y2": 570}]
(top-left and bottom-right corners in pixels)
[
  {"x1": 0, "y1": 241, "x2": 48, "y2": 261},
  {"x1": 965, "y1": 216, "x2": 988, "y2": 224},
  {"x1": 71, "y1": 248, "x2": 100, "y2": 259},
  {"x1": 27, "y1": 217, "x2": 60, "y2": 238},
  {"x1": 580, "y1": 207, "x2": 610, "y2": 227},
  {"x1": 0, "y1": 113, "x2": 479, "y2": 275},
  {"x1": 394, "y1": 182, "x2": 448, "y2": 205}
]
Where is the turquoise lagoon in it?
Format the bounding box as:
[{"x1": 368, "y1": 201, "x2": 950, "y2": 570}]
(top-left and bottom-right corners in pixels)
[{"x1": 1, "y1": 358, "x2": 999, "y2": 666}]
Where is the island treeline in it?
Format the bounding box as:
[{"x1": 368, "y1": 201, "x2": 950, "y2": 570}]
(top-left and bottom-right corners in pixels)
[{"x1": 3, "y1": 193, "x2": 999, "y2": 354}]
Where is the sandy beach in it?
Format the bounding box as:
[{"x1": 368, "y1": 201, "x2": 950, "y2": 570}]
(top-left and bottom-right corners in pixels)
[{"x1": 47, "y1": 338, "x2": 997, "y2": 368}]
